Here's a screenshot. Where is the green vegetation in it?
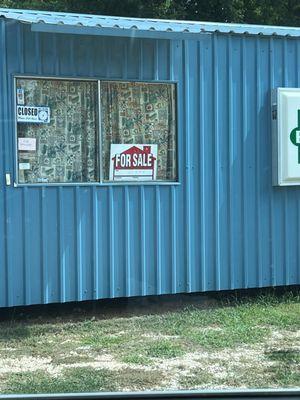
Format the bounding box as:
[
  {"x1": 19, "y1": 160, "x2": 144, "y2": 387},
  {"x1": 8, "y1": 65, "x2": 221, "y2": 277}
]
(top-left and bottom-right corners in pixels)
[
  {"x1": 145, "y1": 340, "x2": 185, "y2": 358},
  {"x1": 0, "y1": 0, "x2": 299, "y2": 27},
  {"x1": 0, "y1": 292, "x2": 299, "y2": 393}
]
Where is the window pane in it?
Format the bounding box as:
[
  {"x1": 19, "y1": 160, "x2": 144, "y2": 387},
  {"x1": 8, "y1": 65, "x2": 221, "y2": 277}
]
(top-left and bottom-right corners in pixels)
[
  {"x1": 101, "y1": 81, "x2": 177, "y2": 182},
  {"x1": 16, "y1": 79, "x2": 99, "y2": 184}
]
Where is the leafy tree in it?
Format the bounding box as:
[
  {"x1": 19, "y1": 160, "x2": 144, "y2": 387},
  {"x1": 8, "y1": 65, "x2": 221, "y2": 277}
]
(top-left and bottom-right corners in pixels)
[{"x1": 0, "y1": 0, "x2": 299, "y2": 26}]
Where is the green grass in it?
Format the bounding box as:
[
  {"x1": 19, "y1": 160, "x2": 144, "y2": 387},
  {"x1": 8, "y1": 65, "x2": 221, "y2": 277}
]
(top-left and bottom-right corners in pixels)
[
  {"x1": 2, "y1": 368, "x2": 164, "y2": 394},
  {"x1": 121, "y1": 354, "x2": 152, "y2": 365},
  {"x1": 0, "y1": 291, "x2": 299, "y2": 393},
  {"x1": 189, "y1": 325, "x2": 270, "y2": 349},
  {"x1": 81, "y1": 334, "x2": 126, "y2": 349},
  {"x1": 266, "y1": 349, "x2": 300, "y2": 363},
  {"x1": 3, "y1": 368, "x2": 116, "y2": 394},
  {"x1": 264, "y1": 348, "x2": 300, "y2": 386},
  {"x1": 145, "y1": 340, "x2": 185, "y2": 358},
  {"x1": 179, "y1": 369, "x2": 217, "y2": 389}
]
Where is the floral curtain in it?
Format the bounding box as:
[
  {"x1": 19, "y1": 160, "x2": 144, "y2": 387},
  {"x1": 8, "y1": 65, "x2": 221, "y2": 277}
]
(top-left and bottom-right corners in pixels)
[
  {"x1": 17, "y1": 79, "x2": 99, "y2": 184},
  {"x1": 101, "y1": 81, "x2": 177, "y2": 181}
]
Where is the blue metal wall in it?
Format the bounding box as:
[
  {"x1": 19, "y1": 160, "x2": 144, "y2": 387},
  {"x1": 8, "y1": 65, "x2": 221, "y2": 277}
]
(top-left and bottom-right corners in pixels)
[{"x1": 1, "y1": 20, "x2": 300, "y2": 308}]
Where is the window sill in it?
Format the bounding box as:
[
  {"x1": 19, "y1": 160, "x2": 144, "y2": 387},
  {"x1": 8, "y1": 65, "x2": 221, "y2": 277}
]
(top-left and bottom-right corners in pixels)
[{"x1": 13, "y1": 181, "x2": 181, "y2": 188}]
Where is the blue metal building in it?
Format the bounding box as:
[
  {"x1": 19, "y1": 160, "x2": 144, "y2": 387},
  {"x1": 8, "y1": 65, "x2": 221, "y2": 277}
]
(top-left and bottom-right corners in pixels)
[{"x1": 0, "y1": 8, "x2": 300, "y2": 308}]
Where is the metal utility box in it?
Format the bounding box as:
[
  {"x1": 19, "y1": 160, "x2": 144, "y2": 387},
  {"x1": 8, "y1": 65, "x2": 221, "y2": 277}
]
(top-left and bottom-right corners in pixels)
[{"x1": 0, "y1": 8, "x2": 300, "y2": 308}]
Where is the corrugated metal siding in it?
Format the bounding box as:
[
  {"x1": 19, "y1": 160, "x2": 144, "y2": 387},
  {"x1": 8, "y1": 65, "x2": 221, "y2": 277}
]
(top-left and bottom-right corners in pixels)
[{"x1": 0, "y1": 20, "x2": 300, "y2": 308}]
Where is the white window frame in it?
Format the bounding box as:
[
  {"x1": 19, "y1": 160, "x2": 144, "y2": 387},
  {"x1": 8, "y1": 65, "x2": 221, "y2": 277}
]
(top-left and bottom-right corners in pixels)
[{"x1": 13, "y1": 75, "x2": 179, "y2": 187}]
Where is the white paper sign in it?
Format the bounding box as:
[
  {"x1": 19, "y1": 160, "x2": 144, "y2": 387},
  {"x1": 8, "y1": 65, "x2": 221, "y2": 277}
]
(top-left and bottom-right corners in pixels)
[
  {"x1": 19, "y1": 162, "x2": 31, "y2": 170},
  {"x1": 110, "y1": 144, "x2": 158, "y2": 181},
  {"x1": 18, "y1": 138, "x2": 36, "y2": 151},
  {"x1": 17, "y1": 106, "x2": 50, "y2": 123}
]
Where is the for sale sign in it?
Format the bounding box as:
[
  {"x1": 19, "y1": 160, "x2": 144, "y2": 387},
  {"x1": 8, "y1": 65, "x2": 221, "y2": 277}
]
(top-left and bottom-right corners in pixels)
[{"x1": 109, "y1": 144, "x2": 158, "y2": 181}]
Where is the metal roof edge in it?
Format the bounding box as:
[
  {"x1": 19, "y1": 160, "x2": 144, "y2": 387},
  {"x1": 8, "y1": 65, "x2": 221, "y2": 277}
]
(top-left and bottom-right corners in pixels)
[{"x1": 0, "y1": 7, "x2": 300, "y2": 37}]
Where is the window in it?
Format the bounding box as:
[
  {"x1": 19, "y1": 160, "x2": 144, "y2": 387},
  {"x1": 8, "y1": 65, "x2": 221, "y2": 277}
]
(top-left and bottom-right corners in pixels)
[
  {"x1": 16, "y1": 77, "x2": 177, "y2": 185},
  {"x1": 100, "y1": 81, "x2": 177, "y2": 182},
  {"x1": 16, "y1": 78, "x2": 99, "y2": 184}
]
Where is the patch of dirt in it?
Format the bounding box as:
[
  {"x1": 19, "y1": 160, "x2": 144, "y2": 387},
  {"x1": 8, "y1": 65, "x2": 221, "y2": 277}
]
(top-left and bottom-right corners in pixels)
[
  {"x1": 0, "y1": 329, "x2": 299, "y2": 390},
  {"x1": 0, "y1": 356, "x2": 62, "y2": 376}
]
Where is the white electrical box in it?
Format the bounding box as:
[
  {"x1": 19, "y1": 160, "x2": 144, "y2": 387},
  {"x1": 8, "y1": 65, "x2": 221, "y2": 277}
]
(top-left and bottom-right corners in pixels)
[{"x1": 272, "y1": 87, "x2": 300, "y2": 186}]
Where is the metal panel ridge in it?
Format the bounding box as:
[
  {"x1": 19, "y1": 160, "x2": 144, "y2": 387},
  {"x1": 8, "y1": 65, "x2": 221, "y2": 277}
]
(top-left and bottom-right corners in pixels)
[{"x1": 1, "y1": 8, "x2": 300, "y2": 37}]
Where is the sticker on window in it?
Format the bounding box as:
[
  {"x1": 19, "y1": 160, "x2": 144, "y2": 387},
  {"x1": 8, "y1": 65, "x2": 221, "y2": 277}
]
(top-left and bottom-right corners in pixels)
[
  {"x1": 19, "y1": 162, "x2": 31, "y2": 170},
  {"x1": 16, "y1": 88, "x2": 25, "y2": 105},
  {"x1": 17, "y1": 106, "x2": 50, "y2": 124},
  {"x1": 109, "y1": 144, "x2": 158, "y2": 181},
  {"x1": 18, "y1": 138, "x2": 36, "y2": 151}
]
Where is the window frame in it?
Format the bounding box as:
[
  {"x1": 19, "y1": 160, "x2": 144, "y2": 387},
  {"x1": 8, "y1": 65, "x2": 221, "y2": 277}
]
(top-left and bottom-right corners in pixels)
[{"x1": 13, "y1": 75, "x2": 180, "y2": 187}]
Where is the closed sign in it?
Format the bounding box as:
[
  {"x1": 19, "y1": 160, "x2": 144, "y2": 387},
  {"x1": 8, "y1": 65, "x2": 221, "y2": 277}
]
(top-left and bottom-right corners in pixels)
[{"x1": 17, "y1": 106, "x2": 50, "y2": 124}]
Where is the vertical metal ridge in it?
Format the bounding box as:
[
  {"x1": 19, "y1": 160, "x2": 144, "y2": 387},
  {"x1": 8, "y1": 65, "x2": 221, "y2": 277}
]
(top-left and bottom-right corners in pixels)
[
  {"x1": 169, "y1": 39, "x2": 174, "y2": 81},
  {"x1": 35, "y1": 31, "x2": 44, "y2": 303},
  {"x1": 15, "y1": 24, "x2": 26, "y2": 305},
  {"x1": 108, "y1": 186, "x2": 115, "y2": 297},
  {"x1": 58, "y1": 187, "x2": 66, "y2": 302},
  {"x1": 51, "y1": 34, "x2": 59, "y2": 301},
  {"x1": 4, "y1": 21, "x2": 16, "y2": 306},
  {"x1": 140, "y1": 186, "x2": 147, "y2": 295},
  {"x1": 198, "y1": 39, "x2": 206, "y2": 291},
  {"x1": 269, "y1": 38, "x2": 276, "y2": 286},
  {"x1": 19, "y1": 23, "x2": 28, "y2": 305},
  {"x1": 154, "y1": 40, "x2": 160, "y2": 294},
  {"x1": 89, "y1": 36, "x2": 96, "y2": 300},
  {"x1": 213, "y1": 35, "x2": 221, "y2": 290},
  {"x1": 41, "y1": 187, "x2": 49, "y2": 303},
  {"x1": 123, "y1": 39, "x2": 128, "y2": 78},
  {"x1": 54, "y1": 31, "x2": 63, "y2": 302},
  {"x1": 241, "y1": 37, "x2": 249, "y2": 288},
  {"x1": 75, "y1": 186, "x2": 83, "y2": 300},
  {"x1": 23, "y1": 187, "x2": 31, "y2": 304},
  {"x1": 183, "y1": 40, "x2": 192, "y2": 292},
  {"x1": 170, "y1": 41, "x2": 177, "y2": 294},
  {"x1": 37, "y1": 28, "x2": 50, "y2": 303},
  {"x1": 227, "y1": 35, "x2": 234, "y2": 289},
  {"x1": 171, "y1": 186, "x2": 177, "y2": 293},
  {"x1": 155, "y1": 186, "x2": 162, "y2": 294},
  {"x1": 124, "y1": 186, "x2": 131, "y2": 296},
  {"x1": 138, "y1": 39, "x2": 146, "y2": 296},
  {"x1": 255, "y1": 38, "x2": 262, "y2": 286},
  {"x1": 106, "y1": 37, "x2": 111, "y2": 78},
  {"x1": 17, "y1": 28, "x2": 26, "y2": 295},
  {"x1": 0, "y1": 20, "x2": 8, "y2": 306},
  {"x1": 154, "y1": 39, "x2": 159, "y2": 80},
  {"x1": 53, "y1": 33, "x2": 59, "y2": 74},
  {"x1": 70, "y1": 35, "x2": 75, "y2": 76},
  {"x1": 283, "y1": 38, "x2": 290, "y2": 286},
  {"x1": 92, "y1": 187, "x2": 99, "y2": 299},
  {"x1": 139, "y1": 39, "x2": 143, "y2": 80},
  {"x1": 19, "y1": 22, "x2": 25, "y2": 73},
  {"x1": 34, "y1": 29, "x2": 40, "y2": 72}
]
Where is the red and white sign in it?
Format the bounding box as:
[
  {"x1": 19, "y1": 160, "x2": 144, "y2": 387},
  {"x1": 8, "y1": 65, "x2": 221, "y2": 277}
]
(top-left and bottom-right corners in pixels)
[{"x1": 110, "y1": 144, "x2": 158, "y2": 181}]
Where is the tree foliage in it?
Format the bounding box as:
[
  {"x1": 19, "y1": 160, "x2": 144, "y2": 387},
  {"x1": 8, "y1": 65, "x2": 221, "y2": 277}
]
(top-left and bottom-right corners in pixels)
[{"x1": 0, "y1": 0, "x2": 300, "y2": 26}]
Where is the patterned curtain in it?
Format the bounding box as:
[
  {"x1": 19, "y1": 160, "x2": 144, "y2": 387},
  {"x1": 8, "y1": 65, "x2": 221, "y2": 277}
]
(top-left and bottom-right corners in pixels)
[
  {"x1": 101, "y1": 81, "x2": 177, "y2": 181},
  {"x1": 17, "y1": 79, "x2": 99, "y2": 184}
]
